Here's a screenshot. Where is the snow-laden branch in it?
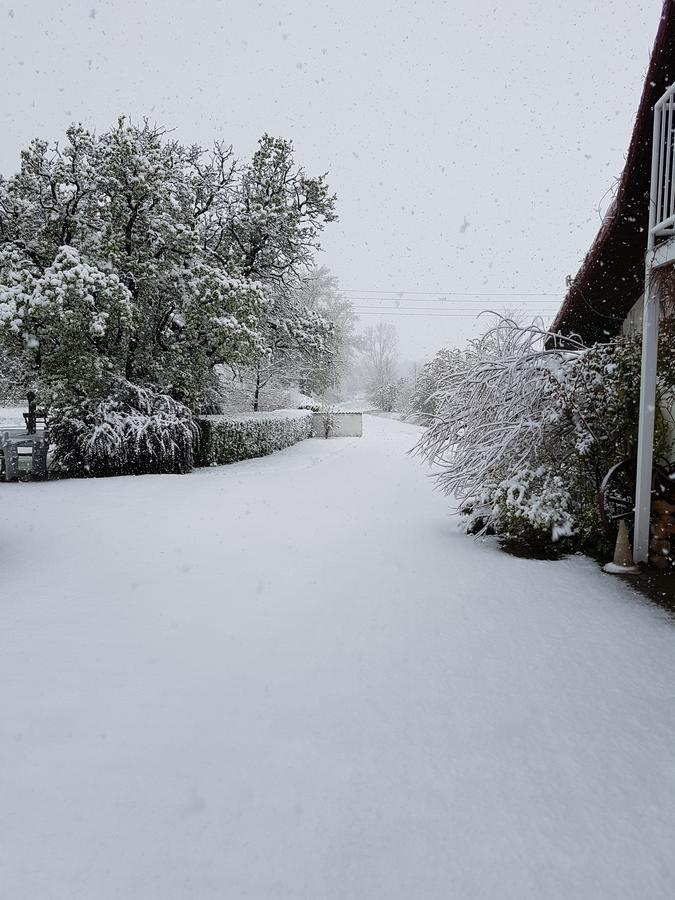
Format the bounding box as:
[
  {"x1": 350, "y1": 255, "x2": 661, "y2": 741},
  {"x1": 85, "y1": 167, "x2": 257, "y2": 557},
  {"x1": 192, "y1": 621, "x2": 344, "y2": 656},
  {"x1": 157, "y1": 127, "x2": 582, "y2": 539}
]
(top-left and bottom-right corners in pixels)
[{"x1": 412, "y1": 315, "x2": 653, "y2": 547}]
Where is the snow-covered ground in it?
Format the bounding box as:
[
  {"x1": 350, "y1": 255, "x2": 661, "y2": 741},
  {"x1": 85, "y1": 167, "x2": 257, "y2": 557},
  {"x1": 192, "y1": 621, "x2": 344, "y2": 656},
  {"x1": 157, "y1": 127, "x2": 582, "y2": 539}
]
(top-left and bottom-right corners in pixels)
[
  {"x1": 0, "y1": 405, "x2": 25, "y2": 429},
  {"x1": 1, "y1": 416, "x2": 674, "y2": 899}
]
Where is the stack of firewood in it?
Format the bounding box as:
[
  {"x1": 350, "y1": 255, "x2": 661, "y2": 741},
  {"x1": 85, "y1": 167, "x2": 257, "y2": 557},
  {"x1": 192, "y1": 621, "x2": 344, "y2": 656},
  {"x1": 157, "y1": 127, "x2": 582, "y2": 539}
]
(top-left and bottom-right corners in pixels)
[{"x1": 650, "y1": 496, "x2": 675, "y2": 570}]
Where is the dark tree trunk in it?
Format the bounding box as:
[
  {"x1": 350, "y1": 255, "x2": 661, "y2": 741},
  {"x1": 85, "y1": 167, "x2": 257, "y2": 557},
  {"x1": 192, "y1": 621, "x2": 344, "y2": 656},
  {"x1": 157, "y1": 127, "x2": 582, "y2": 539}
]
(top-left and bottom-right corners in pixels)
[
  {"x1": 253, "y1": 369, "x2": 261, "y2": 412},
  {"x1": 125, "y1": 340, "x2": 136, "y2": 381}
]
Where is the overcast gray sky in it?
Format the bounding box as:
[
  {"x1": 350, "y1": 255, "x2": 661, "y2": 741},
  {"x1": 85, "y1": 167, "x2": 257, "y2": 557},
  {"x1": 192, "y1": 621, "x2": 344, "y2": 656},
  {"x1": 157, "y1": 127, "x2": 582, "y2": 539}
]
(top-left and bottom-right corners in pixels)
[{"x1": 0, "y1": 0, "x2": 662, "y2": 361}]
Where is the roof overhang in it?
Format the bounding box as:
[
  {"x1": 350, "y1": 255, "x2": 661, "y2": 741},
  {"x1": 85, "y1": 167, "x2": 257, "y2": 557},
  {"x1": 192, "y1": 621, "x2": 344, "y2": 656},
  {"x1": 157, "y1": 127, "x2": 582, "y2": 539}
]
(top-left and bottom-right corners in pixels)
[{"x1": 546, "y1": 0, "x2": 675, "y2": 348}]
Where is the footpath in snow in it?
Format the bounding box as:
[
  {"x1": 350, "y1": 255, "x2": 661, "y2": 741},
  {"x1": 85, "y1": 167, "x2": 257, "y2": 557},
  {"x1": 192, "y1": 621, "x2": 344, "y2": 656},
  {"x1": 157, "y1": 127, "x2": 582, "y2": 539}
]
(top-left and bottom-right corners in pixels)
[{"x1": 1, "y1": 415, "x2": 674, "y2": 899}]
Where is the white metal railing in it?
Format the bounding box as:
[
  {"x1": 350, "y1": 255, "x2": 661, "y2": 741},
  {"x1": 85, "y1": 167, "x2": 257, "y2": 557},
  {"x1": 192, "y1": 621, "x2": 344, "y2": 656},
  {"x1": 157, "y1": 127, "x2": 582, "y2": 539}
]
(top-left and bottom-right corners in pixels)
[{"x1": 650, "y1": 82, "x2": 675, "y2": 238}]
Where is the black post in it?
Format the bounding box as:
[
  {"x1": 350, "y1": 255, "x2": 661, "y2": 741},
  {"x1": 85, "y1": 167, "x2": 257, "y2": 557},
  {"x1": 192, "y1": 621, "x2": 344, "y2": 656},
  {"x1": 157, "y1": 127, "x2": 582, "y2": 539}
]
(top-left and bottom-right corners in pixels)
[{"x1": 26, "y1": 390, "x2": 37, "y2": 435}]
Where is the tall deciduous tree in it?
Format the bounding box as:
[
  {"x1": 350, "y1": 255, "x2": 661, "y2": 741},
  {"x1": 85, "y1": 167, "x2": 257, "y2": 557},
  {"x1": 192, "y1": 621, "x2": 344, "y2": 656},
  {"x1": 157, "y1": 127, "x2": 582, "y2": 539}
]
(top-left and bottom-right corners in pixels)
[
  {"x1": 220, "y1": 137, "x2": 338, "y2": 408},
  {"x1": 293, "y1": 266, "x2": 357, "y2": 399},
  {"x1": 361, "y1": 322, "x2": 400, "y2": 411},
  {"x1": 0, "y1": 121, "x2": 337, "y2": 413}
]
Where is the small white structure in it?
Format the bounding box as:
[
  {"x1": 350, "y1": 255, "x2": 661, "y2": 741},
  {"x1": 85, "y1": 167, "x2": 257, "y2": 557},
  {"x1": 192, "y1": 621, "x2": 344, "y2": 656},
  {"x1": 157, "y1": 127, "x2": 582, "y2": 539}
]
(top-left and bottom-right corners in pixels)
[
  {"x1": 634, "y1": 82, "x2": 675, "y2": 562},
  {"x1": 311, "y1": 411, "x2": 363, "y2": 438}
]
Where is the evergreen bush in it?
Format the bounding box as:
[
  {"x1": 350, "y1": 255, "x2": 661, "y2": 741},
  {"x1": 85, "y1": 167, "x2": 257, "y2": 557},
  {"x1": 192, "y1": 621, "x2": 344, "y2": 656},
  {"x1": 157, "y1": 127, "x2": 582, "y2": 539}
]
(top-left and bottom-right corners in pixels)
[
  {"x1": 197, "y1": 410, "x2": 312, "y2": 466},
  {"x1": 49, "y1": 380, "x2": 198, "y2": 477}
]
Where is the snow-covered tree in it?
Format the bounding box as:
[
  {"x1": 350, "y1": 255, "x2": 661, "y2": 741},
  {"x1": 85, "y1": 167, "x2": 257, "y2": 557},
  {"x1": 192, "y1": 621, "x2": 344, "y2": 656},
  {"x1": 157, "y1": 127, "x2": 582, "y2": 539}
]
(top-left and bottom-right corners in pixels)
[
  {"x1": 220, "y1": 139, "x2": 338, "y2": 409},
  {"x1": 0, "y1": 120, "x2": 338, "y2": 473},
  {"x1": 292, "y1": 266, "x2": 357, "y2": 398},
  {"x1": 0, "y1": 246, "x2": 132, "y2": 397},
  {"x1": 360, "y1": 322, "x2": 400, "y2": 411},
  {"x1": 219, "y1": 134, "x2": 337, "y2": 283},
  {"x1": 245, "y1": 285, "x2": 333, "y2": 411},
  {"x1": 409, "y1": 348, "x2": 462, "y2": 424},
  {"x1": 0, "y1": 341, "x2": 29, "y2": 404},
  {"x1": 414, "y1": 315, "x2": 675, "y2": 552},
  {"x1": 0, "y1": 120, "x2": 269, "y2": 407},
  {"x1": 0, "y1": 122, "x2": 337, "y2": 404}
]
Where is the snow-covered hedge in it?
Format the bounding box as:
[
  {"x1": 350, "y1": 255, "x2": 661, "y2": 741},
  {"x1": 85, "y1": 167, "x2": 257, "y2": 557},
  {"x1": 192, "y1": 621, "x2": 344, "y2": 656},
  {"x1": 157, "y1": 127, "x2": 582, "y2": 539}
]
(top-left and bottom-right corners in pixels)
[
  {"x1": 197, "y1": 410, "x2": 312, "y2": 466},
  {"x1": 49, "y1": 380, "x2": 198, "y2": 477}
]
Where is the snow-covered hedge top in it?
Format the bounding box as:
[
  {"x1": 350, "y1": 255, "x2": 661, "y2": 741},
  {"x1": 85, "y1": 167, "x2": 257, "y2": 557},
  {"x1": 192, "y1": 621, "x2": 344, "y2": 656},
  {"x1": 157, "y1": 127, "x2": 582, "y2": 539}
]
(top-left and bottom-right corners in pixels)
[
  {"x1": 200, "y1": 410, "x2": 312, "y2": 424},
  {"x1": 196, "y1": 409, "x2": 312, "y2": 467}
]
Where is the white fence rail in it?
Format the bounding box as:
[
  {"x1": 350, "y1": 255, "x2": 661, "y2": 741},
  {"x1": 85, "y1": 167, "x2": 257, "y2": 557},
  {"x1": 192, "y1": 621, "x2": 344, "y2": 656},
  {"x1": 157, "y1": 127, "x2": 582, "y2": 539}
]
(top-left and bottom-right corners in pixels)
[{"x1": 650, "y1": 83, "x2": 675, "y2": 238}]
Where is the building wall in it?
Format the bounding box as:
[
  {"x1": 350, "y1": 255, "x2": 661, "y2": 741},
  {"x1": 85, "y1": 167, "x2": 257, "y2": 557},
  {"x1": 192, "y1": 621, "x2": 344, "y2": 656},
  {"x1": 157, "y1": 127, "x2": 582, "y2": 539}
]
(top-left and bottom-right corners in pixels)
[
  {"x1": 622, "y1": 294, "x2": 644, "y2": 336},
  {"x1": 622, "y1": 293, "x2": 675, "y2": 456},
  {"x1": 311, "y1": 412, "x2": 363, "y2": 438}
]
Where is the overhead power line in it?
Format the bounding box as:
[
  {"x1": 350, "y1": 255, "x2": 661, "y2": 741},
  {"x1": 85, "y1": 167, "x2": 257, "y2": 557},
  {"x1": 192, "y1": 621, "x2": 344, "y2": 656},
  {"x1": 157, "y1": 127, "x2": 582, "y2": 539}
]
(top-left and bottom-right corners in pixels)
[
  {"x1": 344, "y1": 297, "x2": 562, "y2": 305},
  {"x1": 351, "y1": 304, "x2": 560, "y2": 311},
  {"x1": 341, "y1": 289, "x2": 562, "y2": 297},
  {"x1": 353, "y1": 310, "x2": 557, "y2": 318},
  {"x1": 352, "y1": 308, "x2": 558, "y2": 315}
]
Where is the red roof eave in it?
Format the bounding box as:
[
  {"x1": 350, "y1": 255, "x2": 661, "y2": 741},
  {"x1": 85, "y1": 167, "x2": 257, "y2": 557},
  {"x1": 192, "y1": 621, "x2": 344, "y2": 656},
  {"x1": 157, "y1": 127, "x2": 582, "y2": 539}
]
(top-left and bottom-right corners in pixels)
[{"x1": 547, "y1": 0, "x2": 675, "y2": 347}]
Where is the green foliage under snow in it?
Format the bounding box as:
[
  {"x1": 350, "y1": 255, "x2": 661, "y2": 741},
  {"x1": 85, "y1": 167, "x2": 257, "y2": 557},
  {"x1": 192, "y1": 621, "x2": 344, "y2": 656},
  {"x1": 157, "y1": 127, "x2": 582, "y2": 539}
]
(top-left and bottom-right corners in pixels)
[
  {"x1": 196, "y1": 410, "x2": 312, "y2": 466},
  {"x1": 48, "y1": 380, "x2": 198, "y2": 477},
  {"x1": 415, "y1": 317, "x2": 675, "y2": 556},
  {"x1": 0, "y1": 119, "x2": 338, "y2": 476}
]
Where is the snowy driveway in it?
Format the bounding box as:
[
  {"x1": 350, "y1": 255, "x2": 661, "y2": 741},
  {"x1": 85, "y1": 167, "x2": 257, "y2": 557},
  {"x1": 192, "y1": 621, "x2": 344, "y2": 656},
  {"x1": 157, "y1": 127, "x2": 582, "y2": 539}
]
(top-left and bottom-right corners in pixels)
[{"x1": 1, "y1": 415, "x2": 675, "y2": 899}]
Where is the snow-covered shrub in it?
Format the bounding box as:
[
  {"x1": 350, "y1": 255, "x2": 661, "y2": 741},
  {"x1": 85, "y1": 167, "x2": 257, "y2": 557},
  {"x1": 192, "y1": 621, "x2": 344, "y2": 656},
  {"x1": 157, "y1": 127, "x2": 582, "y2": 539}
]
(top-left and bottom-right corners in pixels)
[
  {"x1": 197, "y1": 410, "x2": 312, "y2": 465},
  {"x1": 49, "y1": 380, "x2": 198, "y2": 477},
  {"x1": 371, "y1": 380, "x2": 399, "y2": 413},
  {"x1": 409, "y1": 348, "x2": 461, "y2": 425},
  {"x1": 490, "y1": 468, "x2": 576, "y2": 543},
  {"x1": 414, "y1": 316, "x2": 675, "y2": 554}
]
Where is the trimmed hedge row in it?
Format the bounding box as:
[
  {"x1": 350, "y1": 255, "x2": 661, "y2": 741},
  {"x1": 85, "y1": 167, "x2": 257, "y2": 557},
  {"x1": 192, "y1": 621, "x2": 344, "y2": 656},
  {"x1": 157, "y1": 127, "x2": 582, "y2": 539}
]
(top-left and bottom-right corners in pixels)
[{"x1": 196, "y1": 410, "x2": 312, "y2": 466}]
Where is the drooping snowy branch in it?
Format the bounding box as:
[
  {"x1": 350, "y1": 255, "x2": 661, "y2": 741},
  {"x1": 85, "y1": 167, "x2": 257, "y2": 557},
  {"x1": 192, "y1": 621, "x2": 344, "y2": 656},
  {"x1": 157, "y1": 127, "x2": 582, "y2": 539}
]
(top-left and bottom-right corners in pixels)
[{"x1": 413, "y1": 315, "x2": 663, "y2": 546}]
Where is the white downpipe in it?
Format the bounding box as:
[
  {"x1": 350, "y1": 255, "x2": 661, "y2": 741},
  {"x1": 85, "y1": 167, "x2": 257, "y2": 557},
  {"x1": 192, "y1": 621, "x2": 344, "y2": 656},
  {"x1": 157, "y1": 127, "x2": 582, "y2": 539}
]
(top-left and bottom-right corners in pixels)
[
  {"x1": 633, "y1": 97, "x2": 665, "y2": 564},
  {"x1": 634, "y1": 272, "x2": 659, "y2": 562}
]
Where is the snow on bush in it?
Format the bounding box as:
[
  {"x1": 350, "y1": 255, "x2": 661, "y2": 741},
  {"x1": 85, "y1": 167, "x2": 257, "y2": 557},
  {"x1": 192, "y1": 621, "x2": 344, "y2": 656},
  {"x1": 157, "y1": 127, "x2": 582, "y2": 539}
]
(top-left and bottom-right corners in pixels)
[
  {"x1": 197, "y1": 410, "x2": 312, "y2": 465},
  {"x1": 408, "y1": 348, "x2": 459, "y2": 425},
  {"x1": 49, "y1": 380, "x2": 198, "y2": 477},
  {"x1": 490, "y1": 468, "x2": 576, "y2": 543},
  {"x1": 414, "y1": 315, "x2": 675, "y2": 553}
]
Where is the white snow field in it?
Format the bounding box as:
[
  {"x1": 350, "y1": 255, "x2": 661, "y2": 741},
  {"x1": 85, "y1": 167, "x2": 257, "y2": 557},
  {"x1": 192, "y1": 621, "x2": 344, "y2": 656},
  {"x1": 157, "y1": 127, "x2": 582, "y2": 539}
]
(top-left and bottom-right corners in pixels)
[{"x1": 1, "y1": 415, "x2": 675, "y2": 899}]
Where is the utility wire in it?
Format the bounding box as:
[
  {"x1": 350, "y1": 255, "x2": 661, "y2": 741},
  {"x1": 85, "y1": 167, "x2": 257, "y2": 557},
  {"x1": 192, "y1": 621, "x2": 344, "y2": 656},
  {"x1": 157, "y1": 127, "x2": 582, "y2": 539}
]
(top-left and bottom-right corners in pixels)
[
  {"x1": 353, "y1": 310, "x2": 556, "y2": 318},
  {"x1": 351, "y1": 304, "x2": 560, "y2": 310},
  {"x1": 341, "y1": 289, "x2": 562, "y2": 297},
  {"x1": 343, "y1": 297, "x2": 562, "y2": 309},
  {"x1": 352, "y1": 309, "x2": 558, "y2": 315}
]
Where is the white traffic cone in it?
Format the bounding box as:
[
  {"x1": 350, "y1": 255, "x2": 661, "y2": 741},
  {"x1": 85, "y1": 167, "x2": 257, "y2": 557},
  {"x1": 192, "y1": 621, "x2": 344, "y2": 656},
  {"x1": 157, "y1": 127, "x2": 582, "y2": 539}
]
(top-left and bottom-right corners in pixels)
[{"x1": 603, "y1": 519, "x2": 640, "y2": 574}]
